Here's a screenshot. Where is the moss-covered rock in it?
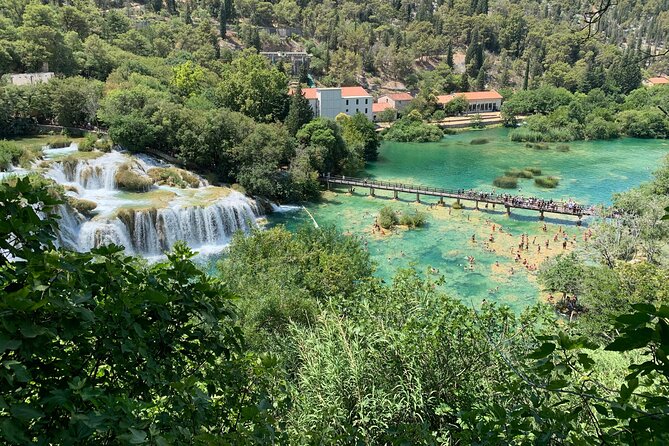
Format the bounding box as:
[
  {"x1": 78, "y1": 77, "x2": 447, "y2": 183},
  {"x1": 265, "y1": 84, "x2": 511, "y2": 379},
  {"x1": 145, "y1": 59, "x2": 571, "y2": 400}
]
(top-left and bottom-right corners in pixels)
[
  {"x1": 147, "y1": 167, "x2": 201, "y2": 188},
  {"x1": 115, "y1": 164, "x2": 153, "y2": 192},
  {"x1": 67, "y1": 197, "x2": 97, "y2": 216}
]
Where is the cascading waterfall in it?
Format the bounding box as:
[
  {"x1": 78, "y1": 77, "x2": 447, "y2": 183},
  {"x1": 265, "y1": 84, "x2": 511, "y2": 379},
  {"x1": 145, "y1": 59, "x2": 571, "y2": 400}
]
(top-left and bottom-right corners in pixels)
[
  {"x1": 45, "y1": 148, "x2": 264, "y2": 257},
  {"x1": 46, "y1": 152, "x2": 131, "y2": 190}
]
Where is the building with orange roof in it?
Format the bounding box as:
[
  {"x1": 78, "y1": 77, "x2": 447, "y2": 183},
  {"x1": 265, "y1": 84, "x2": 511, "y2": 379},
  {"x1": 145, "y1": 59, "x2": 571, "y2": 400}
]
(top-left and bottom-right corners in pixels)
[
  {"x1": 437, "y1": 90, "x2": 503, "y2": 114},
  {"x1": 371, "y1": 102, "x2": 396, "y2": 121},
  {"x1": 377, "y1": 92, "x2": 414, "y2": 112},
  {"x1": 646, "y1": 76, "x2": 669, "y2": 86},
  {"x1": 289, "y1": 86, "x2": 373, "y2": 119}
]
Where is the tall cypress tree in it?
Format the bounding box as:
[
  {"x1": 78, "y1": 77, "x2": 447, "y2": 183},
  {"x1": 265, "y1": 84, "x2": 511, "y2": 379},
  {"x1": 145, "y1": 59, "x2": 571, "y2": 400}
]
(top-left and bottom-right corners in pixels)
[
  {"x1": 446, "y1": 42, "x2": 454, "y2": 68},
  {"x1": 286, "y1": 85, "x2": 314, "y2": 136},
  {"x1": 460, "y1": 72, "x2": 469, "y2": 91},
  {"x1": 219, "y1": 3, "x2": 226, "y2": 37},
  {"x1": 476, "y1": 67, "x2": 485, "y2": 91},
  {"x1": 522, "y1": 58, "x2": 530, "y2": 90}
]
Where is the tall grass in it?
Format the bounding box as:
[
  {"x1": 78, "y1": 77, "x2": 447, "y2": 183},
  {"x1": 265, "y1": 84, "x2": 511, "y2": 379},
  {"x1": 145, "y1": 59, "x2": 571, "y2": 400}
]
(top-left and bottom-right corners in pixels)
[{"x1": 493, "y1": 176, "x2": 518, "y2": 189}]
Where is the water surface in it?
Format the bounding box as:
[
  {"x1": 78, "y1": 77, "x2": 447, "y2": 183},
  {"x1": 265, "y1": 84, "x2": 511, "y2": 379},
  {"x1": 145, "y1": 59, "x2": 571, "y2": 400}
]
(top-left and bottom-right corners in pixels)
[{"x1": 270, "y1": 128, "x2": 669, "y2": 310}]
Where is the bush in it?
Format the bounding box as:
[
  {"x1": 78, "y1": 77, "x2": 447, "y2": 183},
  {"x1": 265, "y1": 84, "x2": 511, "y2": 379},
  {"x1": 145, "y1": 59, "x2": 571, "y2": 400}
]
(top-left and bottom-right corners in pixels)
[
  {"x1": 431, "y1": 110, "x2": 446, "y2": 121},
  {"x1": 382, "y1": 117, "x2": 444, "y2": 143},
  {"x1": 399, "y1": 210, "x2": 427, "y2": 228},
  {"x1": 148, "y1": 167, "x2": 201, "y2": 188},
  {"x1": 525, "y1": 167, "x2": 542, "y2": 175},
  {"x1": 556, "y1": 144, "x2": 570, "y2": 152},
  {"x1": 535, "y1": 176, "x2": 560, "y2": 188},
  {"x1": 452, "y1": 201, "x2": 464, "y2": 209},
  {"x1": 493, "y1": 176, "x2": 519, "y2": 189},
  {"x1": 47, "y1": 136, "x2": 72, "y2": 149},
  {"x1": 378, "y1": 206, "x2": 399, "y2": 229},
  {"x1": 510, "y1": 129, "x2": 544, "y2": 142},
  {"x1": 584, "y1": 117, "x2": 620, "y2": 140},
  {"x1": 78, "y1": 134, "x2": 96, "y2": 152},
  {"x1": 470, "y1": 138, "x2": 490, "y2": 145},
  {"x1": 0, "y1": 140, "x2": 39, "y2": 170},
  {"x1": 525, "y1": 143, "x2": 550, "y2": 150},
  {"x1": 114, "y1": 163, "x2": 154, "y2": 192},
  {"x1": 505, "y1": 168, "x2": 534, "y2": 179},
  {"x1": 95, "y1": 138, "x2": 113, "y2": 152},
  {"x1": 67, "y1": 196, "x2": 98, "y2": 216}
]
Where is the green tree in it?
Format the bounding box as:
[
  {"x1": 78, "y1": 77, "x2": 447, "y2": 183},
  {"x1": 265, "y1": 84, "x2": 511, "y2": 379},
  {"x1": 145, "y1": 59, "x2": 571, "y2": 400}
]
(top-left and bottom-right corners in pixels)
[
  {"x1": 340, "y1": 112, "x2": 380, "y2": 161},
  {"x1": 216, "y1": 51, "x2": 289, "y2": 122},
  {"x1": 285, "y1": 84, "x2": 314, "y2": 136}
]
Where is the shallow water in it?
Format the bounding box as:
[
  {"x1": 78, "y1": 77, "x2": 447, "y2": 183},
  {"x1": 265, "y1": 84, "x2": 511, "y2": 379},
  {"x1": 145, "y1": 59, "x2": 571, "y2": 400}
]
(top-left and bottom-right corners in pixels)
[{"x1": 269, "y1": 128, "x2": 669, "y2": 310}]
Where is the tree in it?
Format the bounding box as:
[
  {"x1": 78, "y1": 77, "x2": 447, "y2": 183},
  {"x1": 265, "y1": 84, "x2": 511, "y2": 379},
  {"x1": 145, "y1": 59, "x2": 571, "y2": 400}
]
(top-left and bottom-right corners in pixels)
[
  {"x1": 171, "y1": 60, "x2": 205, "y2": 97},
  {"x1": 296, "y1": 118, "x2": 356, "y2": 174},
  {"x1": 446, "y1": 41, "x2": 454, "y2": 68},
  {"x1": 538, "y1": 252, "x2": 585, "y2": 301},
  {"x1": 476, "y1": 66, "x2": 485, "y2": 91},
  {"x1": 219, "y1": 2, "x2": 226, "y2": 37},
  {"x1": 285, "y1": 84, "x2": 314, "y2": 136},
  {"x1": 216, "y1": 51, "x2": 290, "y2": 122},
  {"x1": 340, "y1": 112, "x2": 380, "y2": 161},
  {"x1": 608, "y1": 53, "x2": 642, "y2": 94},
  {"x1": 50, "y1": 76, "x2": 104, "y2": 127}
]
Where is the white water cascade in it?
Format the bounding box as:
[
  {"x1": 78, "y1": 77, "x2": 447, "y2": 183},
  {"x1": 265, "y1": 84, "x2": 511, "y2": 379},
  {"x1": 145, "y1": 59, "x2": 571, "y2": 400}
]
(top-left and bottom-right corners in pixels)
[{"x1": 45, "y1": 148, "x2": 263, "y2": 257}]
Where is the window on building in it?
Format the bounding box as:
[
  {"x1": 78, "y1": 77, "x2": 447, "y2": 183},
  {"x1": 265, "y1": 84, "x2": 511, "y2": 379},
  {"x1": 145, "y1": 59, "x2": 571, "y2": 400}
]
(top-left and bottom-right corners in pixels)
[
  {"x1": 346, "y1": 99, "x2": 349, "y2": 105},
  {"x1": 356, "y1": 99, "x2": 359, "y2": 105},
  {"x1": 365, "y1": 99, "x2": 368, "y2": 104},
  {"x1": 346, "y1": 109, "x2": 348, "y2": 112},
  {"x1": 365, "y1": 108, "x2": 368, "y2": 113}
]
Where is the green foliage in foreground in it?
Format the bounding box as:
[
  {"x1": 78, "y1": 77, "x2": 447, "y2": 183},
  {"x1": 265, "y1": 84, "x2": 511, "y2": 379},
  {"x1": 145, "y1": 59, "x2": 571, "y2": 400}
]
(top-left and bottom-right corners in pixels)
[
  {"x1": 4, "y1": 178, "x2": 669, "y2": 444},
  {"x1": 0, "y1": 178, "x2": 279, "y2": 444},
  {"x1": 0, "y1": 140, "x2": 39, "y2": 171},
  {"x1": 382, "y1": 113, "x2": 444, "y2": 143}
]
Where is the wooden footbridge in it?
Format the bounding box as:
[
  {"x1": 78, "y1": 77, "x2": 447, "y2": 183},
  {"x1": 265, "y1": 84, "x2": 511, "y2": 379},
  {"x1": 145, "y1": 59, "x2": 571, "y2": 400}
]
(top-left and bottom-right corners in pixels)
[{"x1": 321, "y1": 175, "x2": 599, "y2": 224}]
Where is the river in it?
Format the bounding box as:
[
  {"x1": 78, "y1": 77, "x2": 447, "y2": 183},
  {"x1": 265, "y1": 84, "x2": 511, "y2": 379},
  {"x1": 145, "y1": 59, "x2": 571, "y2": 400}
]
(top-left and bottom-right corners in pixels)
[{"x1": 268, "y1": 128, "x2": 669, "y2": 310}]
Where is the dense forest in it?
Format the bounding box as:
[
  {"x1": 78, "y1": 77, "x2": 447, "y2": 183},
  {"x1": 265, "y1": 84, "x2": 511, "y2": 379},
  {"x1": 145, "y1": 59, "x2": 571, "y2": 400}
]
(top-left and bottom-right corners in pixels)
[{"x1": 2, "y1": 0, "x2": 669, "y2": 443}]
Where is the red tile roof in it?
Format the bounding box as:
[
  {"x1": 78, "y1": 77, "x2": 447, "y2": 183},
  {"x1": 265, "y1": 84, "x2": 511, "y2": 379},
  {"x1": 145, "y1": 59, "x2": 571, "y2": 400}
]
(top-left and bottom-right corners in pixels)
[
  {"x1": 437, "y1": 90, "x2": 503, "y2": 104},
  {"x1": 289, "y1": 87, "x2": 318, "y2": 99},
  {"x1": 340, "y1": 86, "x2": 371, "y2": 97},
  {"x1": 372, "y1": 102, "x2": 394, "y2": 113},
  {"x1": 289, "y1": 86, "x2": 370, "y2": 99},
  {"x1": 385, "y1": 92, "x2": 413, "y2": 101},
  {"x1": 648, "y1": 77, "x2": 669, "y2": 85}
]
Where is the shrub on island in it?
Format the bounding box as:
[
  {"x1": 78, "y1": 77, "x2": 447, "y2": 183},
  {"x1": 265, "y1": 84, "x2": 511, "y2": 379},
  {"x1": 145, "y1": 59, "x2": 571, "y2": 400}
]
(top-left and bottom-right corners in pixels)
[
  {"x1": 399, "y1": 210, "x2": 427, "y2": 228},
  {"x1": 470, "y1": 138, "x2": 490, "y2": 145},
  {"x1": 493, "y1": 175, "x2": 519, "y2": 189},
  {"x1": 525, "y1": 167, "x2": 542, "y2": 175},
  {"x1": 535, "y1": 176, "x2": 560, "y2": 188},
  {"x1": 505, "y1": 168, "x2": 534, "y2": 179},
  {"x1": 452, "y1": 201, "x2": 464, "y2": 209},
  {"x1": 378, "y1": 206, "x2": 399, "y2": 229},
  {"x1": 556, "y1": 144, "x2": 570, "y2": 152},
  {"x1": 115, "y1": 164, "x2": 153, "y2": 192}
]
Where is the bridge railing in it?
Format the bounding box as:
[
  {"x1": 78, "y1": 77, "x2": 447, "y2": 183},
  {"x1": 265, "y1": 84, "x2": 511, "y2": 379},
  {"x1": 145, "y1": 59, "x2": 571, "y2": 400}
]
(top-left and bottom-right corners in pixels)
[{"x1": 320, "y1": 175, "x2": 601, "y2": 216}]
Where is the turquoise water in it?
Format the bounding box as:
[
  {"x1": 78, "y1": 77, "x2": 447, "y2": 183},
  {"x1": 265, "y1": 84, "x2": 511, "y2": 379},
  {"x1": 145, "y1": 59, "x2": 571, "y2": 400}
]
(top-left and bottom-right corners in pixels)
[{"x1": 269, "y1": 128, "x2": 669, "y2": 310}]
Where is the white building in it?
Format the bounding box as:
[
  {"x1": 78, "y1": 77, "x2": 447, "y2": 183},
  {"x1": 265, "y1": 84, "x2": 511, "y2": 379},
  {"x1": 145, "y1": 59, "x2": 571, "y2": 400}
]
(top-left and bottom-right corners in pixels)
[
  {"x1": 291, "y1": 86, "x2": 373, "y2": 120},
  {"x1": 377, "y1": 92, "x2": 414, "y2": 112},
  {"x1": 437, "y1": 90, "x2": 503, "y2": 114},
  {"x1": 8, "y1": 72, "x2": 54, "y2": 86}
]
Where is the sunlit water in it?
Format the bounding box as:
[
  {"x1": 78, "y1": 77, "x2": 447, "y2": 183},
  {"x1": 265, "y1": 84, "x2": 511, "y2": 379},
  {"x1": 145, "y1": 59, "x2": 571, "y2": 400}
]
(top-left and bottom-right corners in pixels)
[{"x1": 268, "y1": 128, "x2": 669, "y2": 310}]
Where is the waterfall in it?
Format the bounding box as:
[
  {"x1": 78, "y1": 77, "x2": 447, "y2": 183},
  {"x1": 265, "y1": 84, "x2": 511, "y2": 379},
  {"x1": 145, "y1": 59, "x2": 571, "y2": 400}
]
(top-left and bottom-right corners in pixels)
[
  {"x1": 40, "y1": 150, "x2": 265, "y2": 257},
  {"x1": 58, "y1": 191, "x2": 261, "y2": 256},
  {"x1": 45, "y1": 152, "x2": 145, "y2": 191}
]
